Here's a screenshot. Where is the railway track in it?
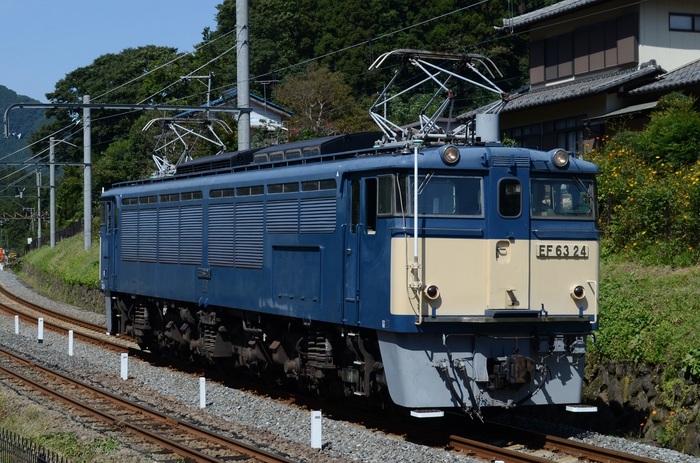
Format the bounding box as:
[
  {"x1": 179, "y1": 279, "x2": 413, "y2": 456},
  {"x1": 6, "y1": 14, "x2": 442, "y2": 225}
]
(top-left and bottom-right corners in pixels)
[
  {"x1": 0, "y1": 284, "x2": 136, "y2": 352},
  {"x1": 449, "y1": 422, "x2": 662, "y2": 463},
  {"x1": 0, "y1": 345, "x2": 298, "y2": 463},
  {"x1": 0, "y1": 280, "x2": 671, "y2": 463}
]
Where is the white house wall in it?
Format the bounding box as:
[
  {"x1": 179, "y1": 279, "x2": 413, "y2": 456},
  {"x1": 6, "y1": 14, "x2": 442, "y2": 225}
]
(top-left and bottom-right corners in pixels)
[{"x1": 639, "y1": 0, "x2": 700, "y2": 72}]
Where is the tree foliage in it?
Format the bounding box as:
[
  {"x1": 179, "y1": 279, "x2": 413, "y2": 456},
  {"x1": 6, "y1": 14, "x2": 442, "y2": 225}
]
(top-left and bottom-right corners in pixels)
[
  {"x1": 589, "y1": 93, "x2": 700, "y2": 265},
  {"x1": 12, "y1": 0, "x2": 552, "y2": 243},
  {"x1": 274, "y1": 65, "x2": 373, "y2": 139}
]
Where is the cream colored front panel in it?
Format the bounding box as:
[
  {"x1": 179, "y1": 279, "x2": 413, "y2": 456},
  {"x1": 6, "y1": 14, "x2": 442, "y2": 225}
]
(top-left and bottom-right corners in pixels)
[
  {"x1": 530, "y1": 240, "x2": 599, "y2": 321},
  {"x1": 487, "y1": 238, "x2": 530, "y2": 310},
  {"x1": 390, "y1": 237, "x2": 487, "y2": 316},
  {"x1": 390, "y1": 237, "x2": 532, "y2": 317}
]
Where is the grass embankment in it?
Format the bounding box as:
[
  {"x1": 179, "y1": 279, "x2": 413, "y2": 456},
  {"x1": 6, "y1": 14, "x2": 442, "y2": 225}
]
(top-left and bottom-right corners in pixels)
[
  {"x1": 596, "y1": 259, "x2": 700, "y2": 378},
  {"x1": 21, "y1": 233, "x2": 100, "y2": 288},
  {"x1": 15, "y1": 233, "x2": 103, "y2": 313}
]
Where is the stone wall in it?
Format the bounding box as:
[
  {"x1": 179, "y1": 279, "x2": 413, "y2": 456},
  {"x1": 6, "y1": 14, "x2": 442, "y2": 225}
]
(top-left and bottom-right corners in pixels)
[{"x1": 583, "y1": 357, "x2": 700, "y2": 455}]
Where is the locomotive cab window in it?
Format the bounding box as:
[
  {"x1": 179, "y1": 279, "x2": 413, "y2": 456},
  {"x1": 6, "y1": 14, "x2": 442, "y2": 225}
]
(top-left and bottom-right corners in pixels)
[
  {"x1": 499, "y1": 179, "x2": 521, "y2": 217},
  {"x1": 407, "y1": 174, "x2": 482, "y2": 217},
  {"x1": 101, "y1": 202, "x2": 112, "y2": 232},
  {"x1": 365, "y1": 178, "x2": 377, "y2": 234},
  {"x1": 531, "y1": 177, "x2": 596, "y2": 219},
  {"x1": 349, "y1": 178, "x2": 378, "y2": 234},
  {"x1": 377, "y1": 176, "x2": 394, "y2": 215}
]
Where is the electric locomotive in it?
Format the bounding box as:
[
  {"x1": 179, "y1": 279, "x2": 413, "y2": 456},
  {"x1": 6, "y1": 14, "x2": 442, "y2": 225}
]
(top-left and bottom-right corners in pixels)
[{"x1": 99, "y1": 50, "x2": 599, "y2": 416}]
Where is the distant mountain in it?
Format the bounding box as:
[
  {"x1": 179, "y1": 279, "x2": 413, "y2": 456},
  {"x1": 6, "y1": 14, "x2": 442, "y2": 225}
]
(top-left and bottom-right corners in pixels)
[{"x1": 0, "y1": 85, "x2": 50, "y2": 162}]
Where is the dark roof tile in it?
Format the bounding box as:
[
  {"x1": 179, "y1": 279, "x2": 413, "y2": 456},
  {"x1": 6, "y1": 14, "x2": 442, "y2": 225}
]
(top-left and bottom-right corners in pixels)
[
  {"x1": 499, "y1": 0, "x2": 606, "y2": 31},
  {"x1": 481, "y1": 62, "x2": 663, "y2": 114},
  {"x1": 630, "y1": 59, "x2": 700, "y2": 94}
]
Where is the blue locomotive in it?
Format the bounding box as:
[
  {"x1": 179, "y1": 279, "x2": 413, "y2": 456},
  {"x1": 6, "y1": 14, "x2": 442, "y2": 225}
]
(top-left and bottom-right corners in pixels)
[
  {"x1": 100, "y1": 49, "x2": 600, "y2": 416},
  {"x1": 100, "y1": 129, "x2": 599, "y2": 416}
]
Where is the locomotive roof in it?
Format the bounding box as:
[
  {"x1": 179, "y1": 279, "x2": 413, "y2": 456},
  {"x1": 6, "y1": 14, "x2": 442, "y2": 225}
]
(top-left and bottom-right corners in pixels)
[
  {"x1": 175, "y1": 132, "x2": 383, "y2": 176},
  {"x1": 104, "y1": 131, "x2": 598, "y2": 199}
]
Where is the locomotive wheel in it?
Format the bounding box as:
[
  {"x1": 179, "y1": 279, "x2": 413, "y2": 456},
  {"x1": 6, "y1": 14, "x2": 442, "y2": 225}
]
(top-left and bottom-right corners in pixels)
[{"x1": 137, "y1": 335, "x2": 160, "y2": 354}]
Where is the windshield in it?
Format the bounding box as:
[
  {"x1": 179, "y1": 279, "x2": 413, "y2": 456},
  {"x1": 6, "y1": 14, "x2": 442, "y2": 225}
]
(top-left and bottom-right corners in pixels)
[
  {"x1": 407, "y1": 175, "x2": 483, "y2": 217},
  {"x1": 531, "y1": 177, "x2": 596, "y2": 219}
]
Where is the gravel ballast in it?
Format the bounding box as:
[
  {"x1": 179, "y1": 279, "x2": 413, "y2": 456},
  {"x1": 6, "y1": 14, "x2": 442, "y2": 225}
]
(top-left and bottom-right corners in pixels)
[{"x1": 0, "y1": 269, "x2": 698, "y2": 463}]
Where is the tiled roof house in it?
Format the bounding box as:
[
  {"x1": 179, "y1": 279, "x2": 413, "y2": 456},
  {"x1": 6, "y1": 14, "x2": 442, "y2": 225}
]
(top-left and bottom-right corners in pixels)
[{"x1": 475, "y1": 0, "x2": 700, "y2": 152}]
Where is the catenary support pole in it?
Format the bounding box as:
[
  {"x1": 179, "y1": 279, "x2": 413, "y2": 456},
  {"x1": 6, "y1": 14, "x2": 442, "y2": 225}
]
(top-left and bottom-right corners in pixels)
[
  {"x1": 50, "y1": 137, "x2": 56, "y2": 248},
  {"x1": 236, "y1": 0, "x2": 250, "y2": 150},
  {"x1": 83, "y1": 95, "x2": 92, "y2": 251}
]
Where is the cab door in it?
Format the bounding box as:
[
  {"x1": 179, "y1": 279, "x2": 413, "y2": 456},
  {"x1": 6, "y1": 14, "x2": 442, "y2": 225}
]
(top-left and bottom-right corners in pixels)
[
  {"x1": 342, "y1": 179, "x2": 361, "y2": 325},
  {"x1": 100, "y1": 199, "x2": 118, "y2": 291},
  {"x1": 342, "y1": 177, "x2": 380, "y2": 326},
  {"x1": 486, "y1": 164, "x2": 531, "y2": 312}
]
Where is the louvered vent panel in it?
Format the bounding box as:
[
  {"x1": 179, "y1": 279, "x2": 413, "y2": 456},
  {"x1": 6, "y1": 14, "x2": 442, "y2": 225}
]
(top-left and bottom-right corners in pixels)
[
  {"x1": 208, "y1": 203, "x2": 235, "y2": 267},
  {"x1": 234, "y1": 202, "x2": 263, "y2": 269},
  {"x1": 121, "y1": 210, "x2": 138, "y2": 261},
  {"x1": 267, "y1": 200, "x2": 299, "y2": 234},
  {"x1": 158, "y1": 208, "x2": 179, "y2": 264},
  {"x1": 300, "y1": 197, "x2": 336, "y2": 233},
  {"x1": 138, "y1": 210, "x2": 158, "y2": 262},
  {"x1": 179, "y1": 206, "x2": 203, "y2": 265},
  {"x1": 491, "y1": 155, "x2": 530, "y2": 167}
]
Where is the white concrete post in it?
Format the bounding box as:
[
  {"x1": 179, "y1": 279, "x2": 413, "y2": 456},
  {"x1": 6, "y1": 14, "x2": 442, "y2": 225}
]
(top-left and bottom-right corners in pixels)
[
  {"x1": 68, "y1": 330, "x2": 74, "y2": 356},
  {"x1": 120, "y1": 353, "x2": 128, "y2": 380},
  {"x1": 311, "y1": 410, "x2": 322, "y2": 449},
  {"x1": 37, "y1": 318, "x2": 43, "y2": 343},
  {"x1": 14, "y1": 315, "x2": 18, "y2": 334},
  {"x1": 199, "y1": 377, "x2": 206, "y2": 409}
]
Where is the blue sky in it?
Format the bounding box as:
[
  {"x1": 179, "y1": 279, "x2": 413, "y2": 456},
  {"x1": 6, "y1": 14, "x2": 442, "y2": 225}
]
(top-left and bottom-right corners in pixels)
[{"x1": 1, "y1": 1, "x2": 220, "y2": 102}]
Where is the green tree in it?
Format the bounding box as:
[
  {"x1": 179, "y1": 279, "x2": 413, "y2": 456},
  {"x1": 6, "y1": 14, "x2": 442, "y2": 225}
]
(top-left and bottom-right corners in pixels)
[
  {"x1": 28, "y1": 46, "x2": 195, "y2": 228},
  {"x1": 274, "y1": 65, "x2": 373, "y2": 140},
  {"x1": 589, "y1": 93, "x2": 700, "y2": 264},
  {"x1": 636, "y1": 92, "x2": 700, "y2": 168}
]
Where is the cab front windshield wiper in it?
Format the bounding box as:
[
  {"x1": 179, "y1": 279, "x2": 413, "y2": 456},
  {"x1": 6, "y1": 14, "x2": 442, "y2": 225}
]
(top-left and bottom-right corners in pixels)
[{"x1": 417, "y1": 171, "x2": 434, "y2": 195}]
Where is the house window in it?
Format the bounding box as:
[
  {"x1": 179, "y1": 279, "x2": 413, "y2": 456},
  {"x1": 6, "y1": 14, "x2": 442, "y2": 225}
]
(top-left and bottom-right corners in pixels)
[
  {"x1": 669, "y1": 13, "x2": 700, "y2": 32},
  {"x1": 531, "y1": 13, "x2": 637, "y2": 84}
]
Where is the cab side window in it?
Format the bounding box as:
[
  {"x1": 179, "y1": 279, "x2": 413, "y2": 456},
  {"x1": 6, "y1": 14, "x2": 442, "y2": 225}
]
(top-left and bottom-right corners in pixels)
[{"x1": 499, "y1": 179, "x2": 521, "y2": 217}]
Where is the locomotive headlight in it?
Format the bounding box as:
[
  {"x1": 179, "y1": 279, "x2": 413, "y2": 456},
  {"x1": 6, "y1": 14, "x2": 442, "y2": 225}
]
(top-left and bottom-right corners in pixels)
[
  {"x1": 424, "y1": 284, "x2": 440, "y2": 301},
  {"x1": 570, "y1": 285, "x2": 586, "y2": 300},
  {"x1": 550, "y1": 149, "x2": 569, "y2": 168},
  {"x1": 440, "y1": 145, "x2": 460, "y2": 165}
]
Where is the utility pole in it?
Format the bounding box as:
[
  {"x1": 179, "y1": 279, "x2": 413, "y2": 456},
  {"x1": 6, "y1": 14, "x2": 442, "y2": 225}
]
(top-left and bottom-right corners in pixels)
[
  {"x1": 36, "y1": 170, "x2": 41, "y2": 248},
  {"x1": 49, "y1": 137, "x2": 77, "y2": 249},
  {"x1": 83, "y1": 95, "x2": 92, "y2": 251},
  {"x1": 237, "y1": 0, "x2": 250, "y2": 150},
  {"x1": 50, "y1": 138, "x2": 55, "y2": 248}
]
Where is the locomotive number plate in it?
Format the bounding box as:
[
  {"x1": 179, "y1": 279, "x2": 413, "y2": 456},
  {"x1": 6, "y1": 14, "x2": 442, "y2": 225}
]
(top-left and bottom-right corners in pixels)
[{"x1": 537, "y1": 244, "x2": 589, "y2": 259}]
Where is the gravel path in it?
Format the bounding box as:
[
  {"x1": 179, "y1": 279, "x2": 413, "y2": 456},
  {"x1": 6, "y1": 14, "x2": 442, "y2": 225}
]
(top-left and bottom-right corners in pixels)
[{"x1": 0, "y1": 268, "x2": 698, "y2": 463}]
